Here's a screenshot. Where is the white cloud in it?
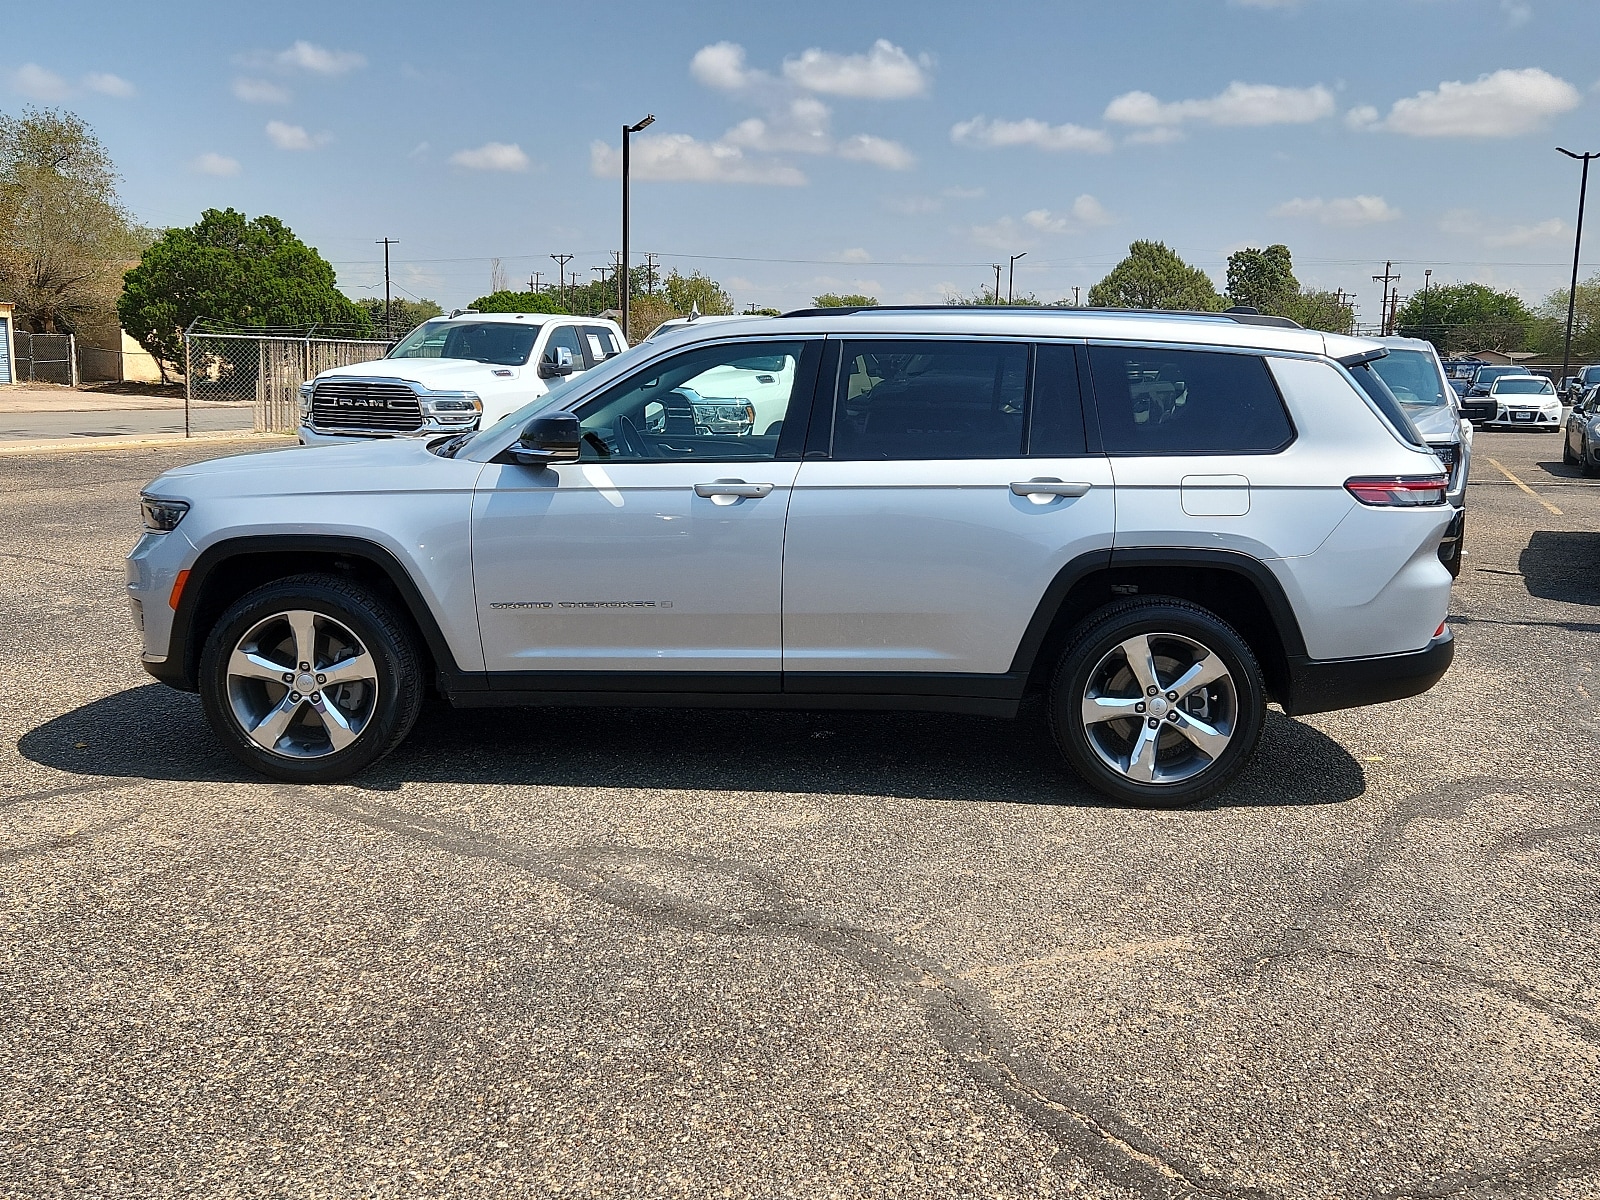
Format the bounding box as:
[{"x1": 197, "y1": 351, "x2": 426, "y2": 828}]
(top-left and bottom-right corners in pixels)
[
  {"x1": 275, "y1": 40, "x2": 365, "y2": 75},
  {"x1": 1272, "y1": 195, "x2": 1401, "y2": 226},
  {"x1": 1486, "y1": 218, "x2": 1566, "y2": 246},
  {"x1": 590, "y1": 135, "x2": 806, "y2": 186},
  {"x1": 950, "y1": 116, "x2": 1112, "y2": 153},
  {"x1": 1502, "y1": 0, "x2": 1532, "y2": 27},
  {"x1": 722, "y1": 97, "x2": 832, "y2": 154},
  {"x1": 836, "y1": 133, "x2": 914, "y2": 170},
  {"x1": 1374, "y1": 68, "x2": 1579, "y2": 137},
  {"x1": 1344, "y1": 104, "x2": 1380, "y2": 131},
  {"x1": 690, "y1": 41, "x2": 761, "y2": 90},
  {"x1": 782, "y1": 39, "x2": 930, "y2": 99},
  {"x1": 974, "y1": 195, "x2": 1113, "y2": 248},
  {"x1": 83, "y1": 72, "x2": 135, "y2": 98},
  {"x1": 1105, "y1": 82, "x2": 1335, "y2": 127},
  {"x1": 191, "y1": 152, "x2": 241, "y2": 176},
  {"x1": 1127, "y1": 126, "x2": 1185, "y2": 145},
  {"x1": 1441, "y1": 208, "x2": 1568, "y2": 246},
  {"x1": 265, "y1": 120, "x2": 329, "y2": 151},
  {"x1": 839, "y1": 247, "x2": 871, "y2": 263},
  {"x1": 233, "y1": 77, "x2": 290, "y2": 104},
  {"x1": 8, "y1": 63, "x2": 70, "y2": 101},
  {"x1": 449, "y1": 142, "x2": 530, "y2": 171}
]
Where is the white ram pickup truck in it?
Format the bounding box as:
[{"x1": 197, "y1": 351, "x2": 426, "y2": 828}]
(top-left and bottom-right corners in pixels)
[{"x1": 299, "y1": 311, "x2": 627, "y2": 443}]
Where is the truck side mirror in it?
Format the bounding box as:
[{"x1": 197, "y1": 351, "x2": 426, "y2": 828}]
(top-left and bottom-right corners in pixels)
[
  {"x1": 539, "y1": 345, "x2": 575, "y2": 379},
  {"x1": 509, "y1": 412, "x2": 580, "y2": 467}
]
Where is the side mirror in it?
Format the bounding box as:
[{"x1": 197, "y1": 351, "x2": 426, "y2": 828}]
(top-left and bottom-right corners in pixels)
[
  {"x1": 509, "y1": 412, "x2": 580, "y2": 467},
  {"x1": 539, "y1": 345, "x2": 575, "y2": 379}
]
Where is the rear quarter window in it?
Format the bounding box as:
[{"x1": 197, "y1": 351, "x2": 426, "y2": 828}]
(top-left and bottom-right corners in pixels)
[{"x1": 1086, "y1": 345, "x2": 1294, "y2": 455}]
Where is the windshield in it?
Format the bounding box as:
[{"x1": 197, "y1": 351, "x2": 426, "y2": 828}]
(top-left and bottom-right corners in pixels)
[
  {"x1": 388, "y1": 320, "x2": 542, "y2": 366},
  {"x1": 1493, "y1": 377, "x2": 1554, "y2": 395},
  {"x1": 1474, "y1": 366, "x2": 1528, "y2": 384},
  {"x1": 1371, "y1": 349, "x2": 1450, "y2": 408},
  {"x1": 1581, "y1": 366, "x2": 1600, "y2": 385}
]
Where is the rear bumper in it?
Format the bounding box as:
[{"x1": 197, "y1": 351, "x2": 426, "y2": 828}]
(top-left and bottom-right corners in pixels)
[{"x1": 1281, "y1": 629, "x2": 1454, "y2": 716}]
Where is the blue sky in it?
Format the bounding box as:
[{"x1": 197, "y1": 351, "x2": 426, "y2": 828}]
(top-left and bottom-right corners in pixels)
[{"x1": 6, "y1": 0, "x2": 1600, "y2": 321}]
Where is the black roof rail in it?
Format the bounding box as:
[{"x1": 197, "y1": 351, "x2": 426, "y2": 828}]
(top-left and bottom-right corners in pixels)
[{"x1": 776, "y1": 303, "x2": 1302, "y2": 329}]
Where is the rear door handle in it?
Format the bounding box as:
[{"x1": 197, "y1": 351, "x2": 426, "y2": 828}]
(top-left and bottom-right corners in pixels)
[
  {"x1": 694, "y1": 480, "x2": 774, "y2": 505},
  {"x1": 1010, "y1": 478, "x2": 1092, "y2": 503}
]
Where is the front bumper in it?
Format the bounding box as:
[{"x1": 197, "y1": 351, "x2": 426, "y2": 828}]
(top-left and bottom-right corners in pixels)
[
  {"x1": 1483, "y1": 409, "x2": 1560, "y2": 430},
  {"x1": 1281, "y1": 629, "x2": 1454, "y2": 716}
]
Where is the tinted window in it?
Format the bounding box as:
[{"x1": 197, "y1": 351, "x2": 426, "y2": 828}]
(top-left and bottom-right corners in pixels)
[
  {"x1": 575, "y1": 340, "x2": 808, "y2": 462},
  {"x1": 832, "y1": 341, "x2": 1027, "y2": 460},
  {"x1": 1371, "y1": 349, "x2": 1450, "y2": 407},
  {"x1": 1349, "y1": 363, "x2": 1425, "y2": 447},
  {"x1": 1494, "y1": 377, "x2": 1554, "y2": 395},
  {"x1": 581, "y1": 326, "x2": 621, "y2": 366},
  {"x1": 543, "y1": 325, "x2": 585, "y2": 367},
  {"x1": 1029, "y1": 343, "x2": 1087, "y2": 456},
  {"x1": 1087, "y1": 346, "x2": 1293, "y2": 455}
]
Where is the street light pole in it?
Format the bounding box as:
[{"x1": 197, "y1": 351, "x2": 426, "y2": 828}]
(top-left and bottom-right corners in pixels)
[
  {"x1": 376, "y1": 237, "x2": 397, "y2": 341},
  {"x1": 1557, "y1": 147, "x2": 1598, "y2": 392},
  {"x1": 1008, "y1": 251, "x2": 1026, "y2": 304},
  {"x1": 621, "y1": 114, "x2": 655, "y2": 341}
]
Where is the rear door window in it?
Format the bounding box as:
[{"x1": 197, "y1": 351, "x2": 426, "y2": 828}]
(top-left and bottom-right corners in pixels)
[
  {"x1": 830, "y1": 340, "x2": 1027, "y2": 460},
  {"x1": 1087, "y1": 345, "x2": 1294, "y2": 455},
  {"x1": 581, "y1": 326, "x2": 621, "y2": 368}
]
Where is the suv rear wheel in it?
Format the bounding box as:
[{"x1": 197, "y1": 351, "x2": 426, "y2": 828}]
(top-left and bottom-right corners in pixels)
[
  {"x1": 1049, "y1": 598, "x2": 1266, "y2": 807},
  {"x1": 199, "y1": 574, "x2": 423, "y2": 783}
]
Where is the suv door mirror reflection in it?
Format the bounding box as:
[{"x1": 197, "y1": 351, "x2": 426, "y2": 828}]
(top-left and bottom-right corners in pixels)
[
  {"x1": 539, "y1": 345, "x2": 575, "y2": 379},
  {"x1": 509, "y1": 412, "x2": 581, "y2": 467}
]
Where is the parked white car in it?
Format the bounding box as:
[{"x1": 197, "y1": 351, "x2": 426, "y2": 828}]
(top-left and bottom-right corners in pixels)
[
  {"x1": 1483, "y1": 375, "x2": 1561, "y2": 431},
  {"x1": 298, "y1": 312, "x2": 627, "y2": 443}
]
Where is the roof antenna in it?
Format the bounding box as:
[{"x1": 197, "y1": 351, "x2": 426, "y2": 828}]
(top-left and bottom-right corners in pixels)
[{"x1": 687, "y1": 301, "x2": 700, "y2": 322}]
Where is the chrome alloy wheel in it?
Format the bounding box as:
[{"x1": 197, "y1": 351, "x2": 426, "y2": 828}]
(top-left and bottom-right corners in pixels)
[
  {"x1": 224, "y1": 609, "x2": 379, "y2": 759},
  {"x1": 1079, "y1": 631, "x2": 1237, "y2": 786}
]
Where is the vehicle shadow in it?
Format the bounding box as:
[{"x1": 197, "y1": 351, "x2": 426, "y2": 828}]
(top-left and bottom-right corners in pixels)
[
  {"x1": 1518, "y1": 530, "x2": 1600, "y2": 606},
  {"x1": 17, "y1": 685, "x2": 1365, "y2": 811}
]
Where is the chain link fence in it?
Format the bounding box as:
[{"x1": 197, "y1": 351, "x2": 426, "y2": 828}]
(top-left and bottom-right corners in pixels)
[
  {"x1": 183, "y1": 326, "x2": 392, "y2": 433},
  {"x1": 11, "y1": 332, "x2": 77, "y2": 386}
]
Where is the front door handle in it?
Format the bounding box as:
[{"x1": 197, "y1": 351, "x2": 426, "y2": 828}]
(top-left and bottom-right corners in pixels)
[
  {"x1": 1010, "y1": 478, "x2": 1092, "y2": 504},
  {"x1": 694, "y1": 479, "x2": 774, "y2": 505}
]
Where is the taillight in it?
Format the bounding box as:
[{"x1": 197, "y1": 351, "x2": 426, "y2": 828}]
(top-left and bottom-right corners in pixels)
[{"x1": 1344, "y1": 475, "x2": 1449, "y2": 506}]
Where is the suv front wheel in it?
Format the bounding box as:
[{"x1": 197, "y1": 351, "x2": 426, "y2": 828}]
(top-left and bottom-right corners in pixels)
[
  {"x1": 1049, "y1": 598, "x2": 1266, "y2": 807},
  {"x1": 199, "y1": 574, "x2": 424, "y2": 783}
]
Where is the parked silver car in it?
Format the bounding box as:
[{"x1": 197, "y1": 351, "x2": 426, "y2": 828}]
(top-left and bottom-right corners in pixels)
[
  {"x1": 1370, "y1": 336, "x2": 1471, "y2": 576},
  {"x1": 129, "y1": 307, "x2": 1456, "y2": 807},
  {"x1": 1563, "y1": 384, "x2": 1600, "y2": 475}
]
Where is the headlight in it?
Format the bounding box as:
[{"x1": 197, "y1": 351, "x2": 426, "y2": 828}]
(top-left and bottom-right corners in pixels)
[
  {"x1": 140, "y1": 495, "x2": 189, "y2": 532},
  {"x1": 298, "y1": 381, "x2": 314, "y2": 416},
  {"x1": 422, "y1": 391, "x2": 482, "y2": 420}
]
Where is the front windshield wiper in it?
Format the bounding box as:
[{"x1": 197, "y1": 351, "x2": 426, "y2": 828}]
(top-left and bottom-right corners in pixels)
[{"x1": 431, "y1": 432, "x2": 474, "y2": 459}]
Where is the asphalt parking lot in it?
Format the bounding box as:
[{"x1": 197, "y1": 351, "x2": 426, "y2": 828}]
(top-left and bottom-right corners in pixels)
[{"x1": 1, "y1": 432, "x2": 1596, "y2": 1199}]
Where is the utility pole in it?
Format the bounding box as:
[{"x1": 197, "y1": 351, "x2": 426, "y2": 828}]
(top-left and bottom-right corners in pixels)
[
  {"x1": 1335, "y1": 288, "x2": 1353, "y2": 335},
  {"x1": 643, "y1": 252, "x2": 659, "y2": 295},
  {"x1": 1424, "y1": 268, "x2": 1432, "y2": 299},
  {"x1": 1008, "y1": 251, "x2": 1026, "y2": 304},
  {"x1": 1557, "y1": 147, "x2": 1598, "y2": 391},
  {"x1": 376, "y1": 237, "x2": 398, "y2": 340},
  {"x1": 528, "y1": 271, "x2": 543, "y2": 293},
  {"x1": 1073, "y1": 286, "x2": 1081, "y2": 307},
  {"x1": 1372, "y1": 261, "x2": 1400, "y2": 335},
  {"x1": 550, "y1": 253, "x2": 574, "y2": 308},
  {"x1": 991, "y1": 264, "x2": 1002, "y2": 305},
  {"x1": 611, "y1": 251, "x2": 625, "y2": 311}
]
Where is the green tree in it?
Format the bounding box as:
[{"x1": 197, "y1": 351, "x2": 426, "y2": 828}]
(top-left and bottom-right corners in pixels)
[
  {"x1": 1527, "y1": 274, "x2": 1600, "y2": 362},
  {"x1": 944, "y1": 285, "x2": 1043, "y2": 306},
  {"x1": 0, "y1": 106, "x2": 147, "y2": 335},
  {"x1": 1281, "y1": 289, "x2": 1354, "y2": 334},
  {"x1": 1393, "y1": 282, "x2": 1533, "y2": 355},
  {"x1": 357, "y1": 295, "x2": 442, "y2": 337},
  {"x1": 1226, "y1": 244, "x2": 1298, "y2": 313},
  {"x1": 1088, "y1": 241, "x2": 1224, "y2": 311},
  {"x1": 468, "y1": 289, "x2": 575, "y2": 316},
  {"x1": 812, "y1": 292, "x2": 878, "y2": 308},
  {"x1": 119, "y1": 208, "x2": 371, "y2": 379},
  {"x1": 663, "y1": 268, "x2": 733, "y2": 315}
]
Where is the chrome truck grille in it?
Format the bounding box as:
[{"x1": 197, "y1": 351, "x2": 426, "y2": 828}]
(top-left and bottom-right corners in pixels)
[{"x1": 310, "y1": 380, "x2": 424, "y2": 432}]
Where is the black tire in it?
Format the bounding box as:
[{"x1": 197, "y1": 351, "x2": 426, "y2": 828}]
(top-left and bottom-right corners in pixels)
[
  {"x1": 1048, "y1": 598, "x2": 1266, "y2": 808},
  {"x1": 199, "y1": 574, "x2": 424, "y2": 783},
  {"x1": 1564, "y1": 436, "x2": 1578, "y2": 465}
]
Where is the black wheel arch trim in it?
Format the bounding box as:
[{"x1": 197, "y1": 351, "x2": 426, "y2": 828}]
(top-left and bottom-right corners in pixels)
[{"x1": 156, "y1": 534, "x2": 472, "y2": 693}]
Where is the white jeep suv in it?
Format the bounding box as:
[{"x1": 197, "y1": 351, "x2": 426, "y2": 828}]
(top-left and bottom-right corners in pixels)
[
  {"x1": 130, "y1": 307, "x2": 1456, "y2": 806},
  {"x1": 299, "y1": 311, "x2": 627, "y2": 443}
]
